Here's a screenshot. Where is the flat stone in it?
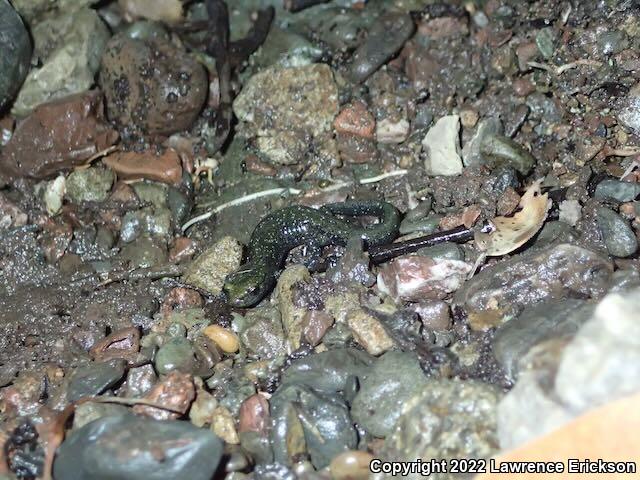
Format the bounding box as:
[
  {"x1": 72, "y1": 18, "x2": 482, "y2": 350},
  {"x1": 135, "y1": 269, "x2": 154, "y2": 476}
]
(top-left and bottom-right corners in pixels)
[
  {"x1": 422, "y1": 115, "x2": 463, "y2": 176},
  {"x1": 233, "y1": 63, "x2": 338, "y2": 138},
  {"x1": 351, "y1": 351, "x2": 428, "y2": 438},
  {"x1": 54, "y1": 414, "x2": 223, "y2": 480},
  {"x1": 13, "y1": 8, "x2": 110, "y2": 115},
  {"x1": 596, "y1": 206, "x2": 638, "y2": 257},
  {"x1": 183, "y1": 236, "x2": 243, "y2": 295}
]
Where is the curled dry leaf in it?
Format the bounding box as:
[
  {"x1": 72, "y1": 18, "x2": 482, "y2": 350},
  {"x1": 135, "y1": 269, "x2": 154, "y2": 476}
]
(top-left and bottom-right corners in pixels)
[{"x1": 475, "y1": 179, "x2": 550, "y2": 256}]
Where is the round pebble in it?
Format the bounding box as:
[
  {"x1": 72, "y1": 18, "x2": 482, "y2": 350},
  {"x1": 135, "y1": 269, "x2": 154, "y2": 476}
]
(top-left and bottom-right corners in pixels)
[
  {"x1": 329, "y1": 450, "x2": 374, "y2": 480},
  {"x1": 203, "y1": 324, "x2": 240, "y2": 353}
]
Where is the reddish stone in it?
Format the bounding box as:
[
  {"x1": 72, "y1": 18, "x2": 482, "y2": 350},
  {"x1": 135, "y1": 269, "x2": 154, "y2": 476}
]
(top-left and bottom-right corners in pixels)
[
  {"x1": 103, "y1": 148, "x2": 183, "y2": 185},
  {"x1": 333, "y1": 101, "x2": 376, "y2": 139}
]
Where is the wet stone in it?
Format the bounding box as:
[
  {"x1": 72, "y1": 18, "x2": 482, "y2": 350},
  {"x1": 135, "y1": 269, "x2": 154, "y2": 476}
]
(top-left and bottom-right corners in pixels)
[
  {"x1": 0, "y1": 0, "x2": 31, "y2": 111},
  {"x1": 13, "y1": 8, "x2": 110, "y2": 115},
  {"x1": 183, "y1": 236, "x2": 243, "y2": 295},
  {"x1": 0, "y1": 91, "x2": 118, "y2": 182},
  {"x1": 492, "y1": 300, "x2": 594, "y2": 381},
  {"x1": 154, "y1": 336, "x2": 198, "y2": 375},
  {"x1": 455, "y1": 244, "x2": 612, "y2": 323},
  {"x1": 54, "y1": 414, "x2": 223, "y2": 480},
  {"x1": 347, "y1": 12, "x2": 414, "y2": 83},
  {"x1": 480, "y1": 134, "x2": 535, "y2": 175},
  {"x1": 119, "y1": 235, "x2": 167, "y2": 268},
  {"x1": 271, "y1": 383, "x2": 357, "y2": 469},
  {"x1": 100, "y1": 34, "x2": 208, "y2": 136},
  {"x1": 281, "y1": 348, "x2": 374, "y2": 393},
  {"x1": 239, "y1": 307, "x2": 287, "y2": 360},
  {"x1": 66, "y1": 166, "x2": 115, "y2": 203},
  {"x1": 67, "y1": 359, "x2": 127, "y2": 402},
  {"x1": 594, "y1": 179, "x2": 640, "y2": 202},
  {"x1": 351, "y1": 351, "x2": 428, "y2": 438},
  {"x1": 596, "y1": 206, "x2": 638, "y2": 257},
  {"x1": 374, "y1": 379, "x2": 501, "y2": 480},
  {"x1": 233, "y1": 63, "x2": 338, "y2": 138}
]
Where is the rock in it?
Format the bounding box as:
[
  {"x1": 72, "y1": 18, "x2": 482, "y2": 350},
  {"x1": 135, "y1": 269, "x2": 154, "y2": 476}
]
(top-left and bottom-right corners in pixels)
[
  {"x1": 211, "y1": 405, "x2": 239, "y2": 444},
  {"x1": 281, "y1": 348, "x2": 374, "y2": 393},
  {"x1": 66, "y1": 166, "x2": 115, "y2": 203},
  {"x1": 275, "y1": 265, "x2": 310, "y2": 350},
  {"x1": 374, "y1": 379, "x2": 501, "y2": 480},
  {"x1": 376, "y1": 118, "x2": 410, "y2": 144},
  {"x1": 72, "y1": 402, "x2": 130, "y2": 430},
  {"x1": 617, "y1": 82, "x2": 640, "y2": 134},
  {"x1": 124, "y1": 364, "x2": 157, "y2": 397},
  {"x1": 301, "y1": 310, "x2": 334, "y2": 346},
  {"x1": 377, "y1": 256, "x2": 471, "y2": 302},
  {"x1": 120, "y1": 235, "x2": 167, "y2": 268},
  {"x1": 13, "y1": 8, "x2": 110, "y2": 116},
  {"x1": 0, "y1": 0, "x2": 31, "y2": 111},
  {"x1": 422, "y1": 115, "x2": 463, "y2": 176},
  {"x1": 271, "y1": 383, "x2": 357, "y2": 469},
  {"x1": 103, "y1": 149, "x2": 183, "y2": 185},
  {"x1": 413, "y1": 300, "x2": 452, "y2": 331},
  {"x1": 203, "y1": 325, "x2": 239, "y2": 354},
  {"x1": 535, "y1": 28, "x2": 556, "y2": 59},
  {"x1": 238, "y1": 394, "x2": 270, "y2": 435},
  {"x1": 100, "y1": 34, "x2": 208, "y2": 135},
  {"x1": 329, "y1": 450, "x2": 374, "y2": 480},
  {"x1": 351, "y1": 351, "x2": 428, "y2": 438},
  {"x1": 0, "y1": 191, "x2": 28, "y2": 228},
  {"x1": 594, "y1": 179, "x2": 640, "y2": 202},
  {"x1": 251, "y1": 26, "x2": 323, "y2": 69},
  {"x1": 119, "y1": 0, "x2": 183, "y2": 23},
  {"x1": 462, "y1": 117, "x2": 503, "y2": 167},
  {"x1": 0, "y1": 91, "x2": 118, "y2": 182},
  {"x1": 333, "y1": 101, "x2": 376, "y2": 138},
  {"x1": 42, "y1": 175, "x2": 66, "y2": 216},
  {"x1": 555, "y1": 288, "x2": 640, "y2": 411},
  {"x1": 498, "y1": 287, "x2": 640, "y2": 449},
  {"x1": 416, "y1": 242, "x2": 464, "y2": 261},
  {"x1": 255, "y1": 130, "x2": 310, "y2": 165},
  {"x1": 67, "y1": 360, "x2": 127, "y2": 402},
  {"x1": 596, "y1": 206, "x2": 638, "y2": 257},
  {"x1": 346, "y1": 308, "x2": 395, "y2": 356},
  {"x1": 183, "y1": 236, "x2": 243, "y2": 295},
  {"x1": 558, "y1": 199, "x2": 581, "y2": 226},
  {"x1": 455, "y1": 244, "x2": 612, "y2": 324},
  {"x1": 239, "y1": 306, "x2": 287, "y2": 359},
  {"x1": 497, "y1": 338, "x2": 574, "y2": 449},
  {"x1": 54, "y1": 414, "x2": 223, "y2": 480},
  {"x1": 480, "y1": 134, "x2": 536, "y2": 175},
  {"x1": 133, "y1": 371, "x2": 195, "y2": 420},
  {"x1": 154, "y1": 336, "x2": 198, "y2": 375},
  {"x1": 233, "y1": 63, "x2": 338, "y2": 138},
  {"x1": 347, "y1": 12, "x2": 414, "y2": 83},
  {"x1": 492, "y1": 300, "x2": 594, "y2": 380}
]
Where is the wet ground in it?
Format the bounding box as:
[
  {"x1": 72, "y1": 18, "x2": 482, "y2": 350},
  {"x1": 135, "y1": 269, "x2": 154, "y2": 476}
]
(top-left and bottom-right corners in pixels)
[{"x1": 1, "y1": 0, "x2": 640, "y2": 479}]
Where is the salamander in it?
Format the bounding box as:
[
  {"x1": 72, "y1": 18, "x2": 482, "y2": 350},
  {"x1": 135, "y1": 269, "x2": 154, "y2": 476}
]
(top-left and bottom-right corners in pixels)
[{"x1": 223, "y1": 200, "x2": 400, "y2": 307}]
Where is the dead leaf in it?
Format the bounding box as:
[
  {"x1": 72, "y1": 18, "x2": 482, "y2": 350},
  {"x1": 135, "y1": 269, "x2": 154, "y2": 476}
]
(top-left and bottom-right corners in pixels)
[{"x1": 474, "y1": 179, "x2": 550, "y2": 256}]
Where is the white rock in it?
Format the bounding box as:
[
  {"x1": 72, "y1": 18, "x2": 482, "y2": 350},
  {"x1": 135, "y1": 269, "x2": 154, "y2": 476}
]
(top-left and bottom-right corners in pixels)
[
  {"x1": 43, "y1": 175, "x2": 66, "y2": 216},
  {"x1": 422, "y1": 115, "x2": 463, "y2": 176},
  {"x1": 376, "y1": 118, "x2": 409, "y2": 144}
]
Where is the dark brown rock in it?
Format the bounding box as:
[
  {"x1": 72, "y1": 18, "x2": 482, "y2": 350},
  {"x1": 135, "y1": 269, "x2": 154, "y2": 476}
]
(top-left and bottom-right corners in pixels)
[{"x1": 100, "y1": 34, "x2": 208, "y2": 136}]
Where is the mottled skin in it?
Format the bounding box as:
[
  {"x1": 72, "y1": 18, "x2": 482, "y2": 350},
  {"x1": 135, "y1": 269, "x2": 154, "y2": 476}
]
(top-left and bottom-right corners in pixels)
[{"x1": 223, "y1": 201, "x2": 400, "y2": 307}]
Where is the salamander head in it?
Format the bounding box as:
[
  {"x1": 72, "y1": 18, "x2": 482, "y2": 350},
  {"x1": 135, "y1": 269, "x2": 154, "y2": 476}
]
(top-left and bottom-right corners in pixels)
[{"x1": 223, "y1": 263, "x2": 270, "y2": 307}]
